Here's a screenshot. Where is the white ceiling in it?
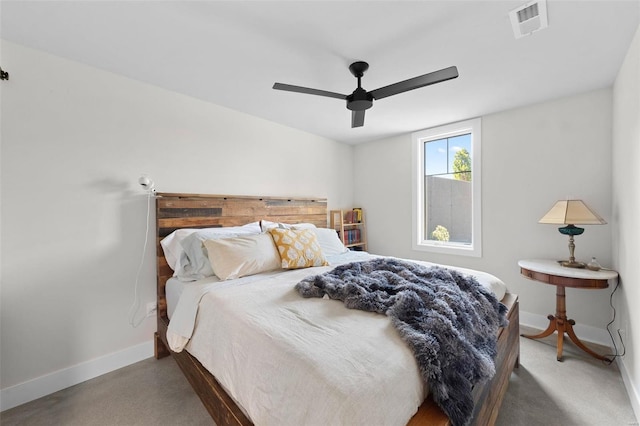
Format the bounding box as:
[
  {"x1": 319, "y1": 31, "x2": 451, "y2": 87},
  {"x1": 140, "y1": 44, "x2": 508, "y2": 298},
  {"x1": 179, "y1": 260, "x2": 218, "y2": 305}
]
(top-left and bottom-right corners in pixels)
[{"x1": 2, "y1": 1, "x2": 638, "y2": 144}]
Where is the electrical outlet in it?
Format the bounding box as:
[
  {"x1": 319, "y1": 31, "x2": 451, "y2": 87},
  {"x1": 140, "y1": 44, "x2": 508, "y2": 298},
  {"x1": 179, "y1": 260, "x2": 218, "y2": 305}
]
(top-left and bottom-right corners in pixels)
[{"x1": 146, "y1": 302, "x2": 157, "y2": 318}]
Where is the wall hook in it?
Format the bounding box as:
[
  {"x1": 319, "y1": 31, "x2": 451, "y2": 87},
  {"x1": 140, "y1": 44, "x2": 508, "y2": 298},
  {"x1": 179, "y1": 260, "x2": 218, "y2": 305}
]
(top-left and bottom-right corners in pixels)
[{"x1": 0, "y1": 67, "x2": 8, "y2": 81}]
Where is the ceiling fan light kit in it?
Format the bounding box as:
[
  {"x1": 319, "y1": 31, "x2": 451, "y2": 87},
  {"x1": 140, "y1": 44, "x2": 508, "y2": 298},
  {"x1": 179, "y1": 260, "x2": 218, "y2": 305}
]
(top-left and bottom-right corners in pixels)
[{"x1": 273, "y1": 61, "x2": 458, "y2": 128}]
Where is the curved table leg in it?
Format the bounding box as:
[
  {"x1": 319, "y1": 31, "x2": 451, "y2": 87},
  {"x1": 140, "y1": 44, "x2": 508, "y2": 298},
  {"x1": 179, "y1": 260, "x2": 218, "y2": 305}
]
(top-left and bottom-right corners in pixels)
[
  {"x1": 565, "y1": 319, "x2": 611, "y2": 362},
  {"x1": 521, "y1": 314, "x2": 557, "y2": 339},
  {"x1": 521, "y1": 314, "x2": 569, "y2": 361}
]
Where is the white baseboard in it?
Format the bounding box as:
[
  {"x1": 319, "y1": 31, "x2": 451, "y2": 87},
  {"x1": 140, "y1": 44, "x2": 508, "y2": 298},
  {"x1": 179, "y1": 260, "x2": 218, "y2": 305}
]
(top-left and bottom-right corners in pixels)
[
  {"x1": 617, "y1": 357, "x2": 640, "y2": 423},
  {"x1": 519, "y1": 310, "x2": 612, "y2": 347},
  {"x1": 0, "y1": 339, "x2": 154, "y2": 412}
]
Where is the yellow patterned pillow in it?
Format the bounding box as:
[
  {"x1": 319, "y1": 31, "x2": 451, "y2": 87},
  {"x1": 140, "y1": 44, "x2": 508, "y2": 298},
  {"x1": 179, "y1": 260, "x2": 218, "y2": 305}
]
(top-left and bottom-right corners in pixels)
[{"x1": 269, "y1": 228, "x2": 328, "y2": 269}]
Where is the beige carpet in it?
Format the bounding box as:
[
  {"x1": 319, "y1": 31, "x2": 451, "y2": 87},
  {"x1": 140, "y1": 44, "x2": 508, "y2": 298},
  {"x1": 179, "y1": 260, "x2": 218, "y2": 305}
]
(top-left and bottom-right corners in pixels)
[
  {"x1": 496, "y1": 326, "x2": 637, "y2": 426},
  {"x1": 2, "y1": 327, "x2": 637, "y2": 426}
]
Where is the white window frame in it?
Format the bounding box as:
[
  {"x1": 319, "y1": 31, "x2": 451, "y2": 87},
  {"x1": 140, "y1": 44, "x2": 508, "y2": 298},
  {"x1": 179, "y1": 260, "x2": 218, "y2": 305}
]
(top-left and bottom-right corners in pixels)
[{"x1": 411, "y1": 118, "x2": 482, "y2": 257}]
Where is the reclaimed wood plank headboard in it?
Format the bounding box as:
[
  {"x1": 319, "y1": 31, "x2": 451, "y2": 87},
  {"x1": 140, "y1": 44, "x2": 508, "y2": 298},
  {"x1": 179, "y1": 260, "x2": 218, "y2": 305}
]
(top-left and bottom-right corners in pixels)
[{"x1": 155, "y1": 193, "x2": 328, "y2": 320}]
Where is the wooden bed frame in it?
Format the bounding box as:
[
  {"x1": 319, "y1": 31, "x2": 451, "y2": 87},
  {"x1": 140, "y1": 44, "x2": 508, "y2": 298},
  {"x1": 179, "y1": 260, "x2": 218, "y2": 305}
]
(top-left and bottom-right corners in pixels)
[{"x1": 153, "y1": 193, "x2": 520, "y2": 426}]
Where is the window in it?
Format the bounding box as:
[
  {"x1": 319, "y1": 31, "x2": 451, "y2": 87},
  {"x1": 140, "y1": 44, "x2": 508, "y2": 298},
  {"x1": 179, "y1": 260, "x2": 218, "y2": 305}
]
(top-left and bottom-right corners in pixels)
[{"x1": 411, "y1": 118, "x2": 481, "y2": 257}]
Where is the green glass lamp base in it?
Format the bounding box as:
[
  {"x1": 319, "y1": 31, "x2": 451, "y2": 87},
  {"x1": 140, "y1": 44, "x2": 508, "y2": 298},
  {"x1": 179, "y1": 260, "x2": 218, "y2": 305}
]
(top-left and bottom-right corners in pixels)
[
  {"x1": 557, "y1": 224, "x2": 586, "y2": 268},
  {"x1": 558, "y1": 224, "x2": 584, "y2": 236}
]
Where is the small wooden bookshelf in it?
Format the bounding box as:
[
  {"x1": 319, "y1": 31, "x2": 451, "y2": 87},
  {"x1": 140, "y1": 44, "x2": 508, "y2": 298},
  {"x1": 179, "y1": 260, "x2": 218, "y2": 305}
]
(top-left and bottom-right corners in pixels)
[{"x1": 330, "y1": 209, "x2": 367, "y2": 251}]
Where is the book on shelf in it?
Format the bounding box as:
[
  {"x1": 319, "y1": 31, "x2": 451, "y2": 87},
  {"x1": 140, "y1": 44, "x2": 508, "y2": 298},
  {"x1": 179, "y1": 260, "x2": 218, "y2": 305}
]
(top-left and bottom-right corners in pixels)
[
  {"x1": 353, "y1": 208, "x2": 362, "y2": 223},
  {"x1": 343, "y1": 228, "x2": 361, "y2": 245},
  {"x1": 344, "y1": 208, "x2": 363, "y2": 224}
]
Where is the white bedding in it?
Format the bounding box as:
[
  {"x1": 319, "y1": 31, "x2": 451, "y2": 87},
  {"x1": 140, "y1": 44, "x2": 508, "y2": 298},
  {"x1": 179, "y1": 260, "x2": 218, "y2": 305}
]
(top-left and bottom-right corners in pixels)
[
  {"x1": 165, "y1": 277, "x2": 186, "y2": 319},
  {"x1": 167, "y1": 252, "x2": 507, "y2": 426}
]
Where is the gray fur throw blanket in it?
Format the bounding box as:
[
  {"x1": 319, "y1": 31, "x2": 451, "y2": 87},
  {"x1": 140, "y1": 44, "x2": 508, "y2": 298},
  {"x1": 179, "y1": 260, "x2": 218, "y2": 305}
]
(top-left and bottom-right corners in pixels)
[{"x1": 295, "y1": 258, "x2": 508, "y2": 426}]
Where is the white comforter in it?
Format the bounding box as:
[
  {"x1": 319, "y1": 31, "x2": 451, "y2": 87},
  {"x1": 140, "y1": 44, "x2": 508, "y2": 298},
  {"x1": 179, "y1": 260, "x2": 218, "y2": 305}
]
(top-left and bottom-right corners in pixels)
[{"x1": 167, "y1": 252, "x2": 507, "y2": 426}]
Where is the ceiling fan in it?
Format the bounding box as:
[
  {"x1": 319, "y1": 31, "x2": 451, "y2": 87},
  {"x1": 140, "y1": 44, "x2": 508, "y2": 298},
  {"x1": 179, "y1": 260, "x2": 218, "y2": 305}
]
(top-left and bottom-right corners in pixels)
[{"x1": 273, "y1": 61, "x2": 459, "y2": 128}]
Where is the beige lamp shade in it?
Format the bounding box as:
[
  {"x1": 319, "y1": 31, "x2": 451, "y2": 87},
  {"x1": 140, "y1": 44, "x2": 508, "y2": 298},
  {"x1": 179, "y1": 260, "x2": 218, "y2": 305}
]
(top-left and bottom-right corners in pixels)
[{"x1": 538, "y1": 200, "x2": 606, "y2": 225}]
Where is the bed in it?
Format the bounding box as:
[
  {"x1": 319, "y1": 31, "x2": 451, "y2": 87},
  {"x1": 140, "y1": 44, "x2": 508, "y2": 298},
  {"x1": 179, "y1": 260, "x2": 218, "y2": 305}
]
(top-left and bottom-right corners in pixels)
[{"x1": 154, "y1": 193, "x2": 520, "y2": 426}]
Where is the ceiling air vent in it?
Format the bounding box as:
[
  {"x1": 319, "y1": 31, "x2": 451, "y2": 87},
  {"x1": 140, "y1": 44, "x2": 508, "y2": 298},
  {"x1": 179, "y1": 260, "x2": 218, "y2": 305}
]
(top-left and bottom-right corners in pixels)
[{"x1": 509, "y1": 0, "x2": 548, "y2": 39}]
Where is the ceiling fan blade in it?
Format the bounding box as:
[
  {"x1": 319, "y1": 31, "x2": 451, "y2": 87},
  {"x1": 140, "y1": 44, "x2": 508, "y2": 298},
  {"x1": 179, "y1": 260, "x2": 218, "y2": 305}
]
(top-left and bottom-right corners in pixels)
[
  {"x1": 273, "y1": 83, "x2": 347, "y2": 100},
  {"x1": 369, "y1": 66, "x2": 459, "y2": 100},
  {"x1": 352, "y1": 110, "x2": 365, "y2": 128}
]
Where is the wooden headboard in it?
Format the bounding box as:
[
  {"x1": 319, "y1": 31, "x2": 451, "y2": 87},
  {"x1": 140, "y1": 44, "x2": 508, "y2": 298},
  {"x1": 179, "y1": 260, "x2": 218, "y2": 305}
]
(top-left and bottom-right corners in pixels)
[{"x1": 155, "y1": 193, "x2": 328, "y2": 319}]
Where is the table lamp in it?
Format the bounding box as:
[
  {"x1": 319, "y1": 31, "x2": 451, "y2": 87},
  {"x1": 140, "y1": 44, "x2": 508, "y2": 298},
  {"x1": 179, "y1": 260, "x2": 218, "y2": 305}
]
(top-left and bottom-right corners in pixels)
[{"x1": 538, "y1": 199, "x2": 606, "y2": 268}]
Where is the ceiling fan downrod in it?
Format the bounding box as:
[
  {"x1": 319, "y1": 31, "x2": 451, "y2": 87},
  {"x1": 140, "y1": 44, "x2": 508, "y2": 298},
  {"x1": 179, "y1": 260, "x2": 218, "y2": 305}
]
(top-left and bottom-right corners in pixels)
[{"x1": 346, "y1": 61, "x2": 373, "y2": 112}]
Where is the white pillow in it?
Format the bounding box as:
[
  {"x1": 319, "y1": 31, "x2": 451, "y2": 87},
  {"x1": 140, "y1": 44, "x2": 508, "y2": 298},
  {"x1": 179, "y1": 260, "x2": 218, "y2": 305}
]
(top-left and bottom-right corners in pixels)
[
  {"x1": 161, "y1": 222, "x2": 262, "y2": 274},
  {"x1": 312, "y1": 228, "x2": 349, "y2": 256},
  {"x1": 176, "y1": 224, "x2": 262, "y2": 281},
  {"x1": 203, "y1": 233, "x2": 281, "y2": 280},
  {"x1": 160, "y1": 228, "x2": 199, "y2": 271}
]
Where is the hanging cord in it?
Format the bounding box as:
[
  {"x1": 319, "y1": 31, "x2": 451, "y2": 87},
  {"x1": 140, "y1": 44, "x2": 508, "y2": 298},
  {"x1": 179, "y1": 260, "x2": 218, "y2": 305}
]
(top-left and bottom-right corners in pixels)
[
  {"x1": 602, "y1": 277, "x2": 626, "y2": 365},
  {"x1": 128, "y1": 190, "x2": 153, "y2": 328}
]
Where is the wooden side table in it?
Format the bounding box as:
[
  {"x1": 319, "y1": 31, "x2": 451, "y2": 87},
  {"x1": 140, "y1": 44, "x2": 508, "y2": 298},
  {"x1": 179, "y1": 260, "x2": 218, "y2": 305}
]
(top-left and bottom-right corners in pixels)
[{"x1": 518, "y1": 259, "x2": 618, "y2": 361}]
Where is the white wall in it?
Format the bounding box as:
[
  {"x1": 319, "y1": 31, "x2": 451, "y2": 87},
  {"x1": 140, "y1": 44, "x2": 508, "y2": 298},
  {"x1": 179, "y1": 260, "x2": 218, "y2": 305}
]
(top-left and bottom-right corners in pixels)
[
  {"x1": 612, "y1": 24, "x2": 640, "y2": 418},
  {"x1": 2, "y1": 29, "x2": 636, "y2": 413},
  {"x1": 0, "y1": 41, "x2": 353, "y2": 408},
  {"x1": 355, "y1": 88, "x2": 614, "y2": 335}
]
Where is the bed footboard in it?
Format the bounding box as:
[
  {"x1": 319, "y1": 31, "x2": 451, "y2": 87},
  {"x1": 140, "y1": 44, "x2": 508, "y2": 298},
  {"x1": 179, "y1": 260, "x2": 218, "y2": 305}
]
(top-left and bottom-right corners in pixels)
[{"x1": 469, "y1": 293, "x2": 519, "y2": 425}]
